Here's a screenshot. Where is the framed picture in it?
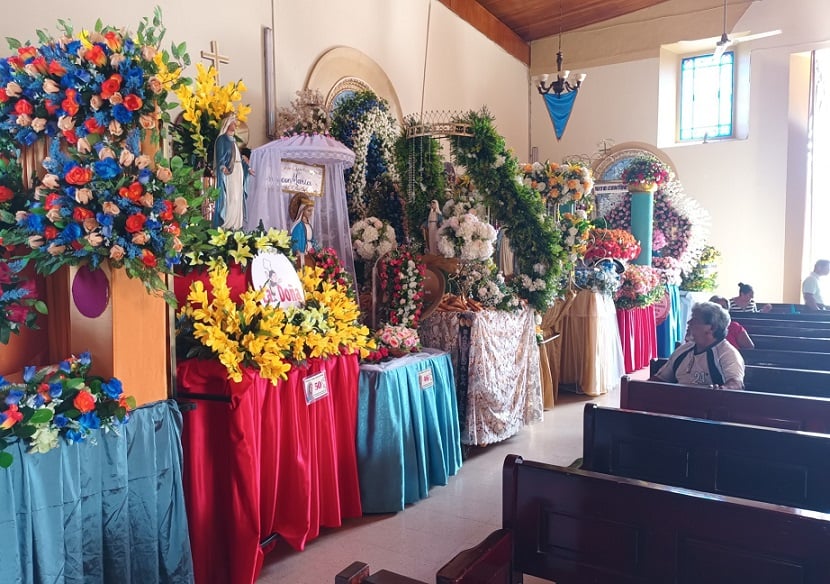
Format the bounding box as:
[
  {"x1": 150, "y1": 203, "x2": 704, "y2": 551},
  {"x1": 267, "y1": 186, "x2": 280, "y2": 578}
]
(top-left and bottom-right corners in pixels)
[{"x1": 281, "y1": 160, "x2": 325, "y2": 197}]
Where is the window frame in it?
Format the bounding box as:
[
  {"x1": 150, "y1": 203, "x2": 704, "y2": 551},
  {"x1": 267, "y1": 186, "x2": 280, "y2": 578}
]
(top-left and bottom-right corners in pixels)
[{"x1": 677, "y1": 50, "x2": 737, "y2": 143}]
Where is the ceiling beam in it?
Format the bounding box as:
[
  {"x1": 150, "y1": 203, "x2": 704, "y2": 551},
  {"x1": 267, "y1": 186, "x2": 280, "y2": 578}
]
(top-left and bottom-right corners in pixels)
[{"x1": 438, "y1": 0, "x2": 530, "y2": 65}]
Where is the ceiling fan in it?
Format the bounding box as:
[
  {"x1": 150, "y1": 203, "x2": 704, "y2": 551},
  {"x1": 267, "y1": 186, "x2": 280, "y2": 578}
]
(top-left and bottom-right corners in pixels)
[{"x1": 711, "y1": 0, "x2": 781, "y2": 61}]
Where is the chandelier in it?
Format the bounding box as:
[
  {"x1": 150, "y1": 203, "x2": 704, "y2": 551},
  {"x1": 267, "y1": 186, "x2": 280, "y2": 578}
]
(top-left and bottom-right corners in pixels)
[{"x1": 535, "y1": 0, "x2": 585, "y2": 97}]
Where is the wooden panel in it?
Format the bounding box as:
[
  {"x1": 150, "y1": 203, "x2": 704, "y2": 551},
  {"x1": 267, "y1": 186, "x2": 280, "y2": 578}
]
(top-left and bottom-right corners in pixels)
[{"x1": 438, "y1": 0, "x2": 530, "y2": 65}]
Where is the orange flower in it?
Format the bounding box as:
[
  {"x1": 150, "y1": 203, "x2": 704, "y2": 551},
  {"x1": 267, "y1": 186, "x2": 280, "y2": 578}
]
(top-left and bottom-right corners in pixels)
[{"x1": 73, "y1": 390, "x2": 96, "y2": 413}]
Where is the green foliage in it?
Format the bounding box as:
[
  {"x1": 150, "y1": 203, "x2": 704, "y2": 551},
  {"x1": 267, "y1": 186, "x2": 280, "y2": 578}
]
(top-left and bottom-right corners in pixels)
[
  {"x1": 394, "y1": 129, "x2": 445, "y2": 247},
  {"x1": 450, "y1": 109, "x2": 568, "y2": 311}
]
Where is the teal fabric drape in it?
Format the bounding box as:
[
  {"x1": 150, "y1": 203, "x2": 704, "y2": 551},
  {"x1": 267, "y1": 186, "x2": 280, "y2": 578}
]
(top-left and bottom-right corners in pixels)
[
  {"x1": 0, "y1": 399, "x2": 194, "y2": 584},
  {"x1": 356, "y1": 349, "x2": 462, "y2": 513}
]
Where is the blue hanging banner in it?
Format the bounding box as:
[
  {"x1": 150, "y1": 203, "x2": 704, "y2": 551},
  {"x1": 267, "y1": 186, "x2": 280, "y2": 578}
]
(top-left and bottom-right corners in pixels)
[{"x1": 543, "y1": 90, "x2": 578, "y2": 140}]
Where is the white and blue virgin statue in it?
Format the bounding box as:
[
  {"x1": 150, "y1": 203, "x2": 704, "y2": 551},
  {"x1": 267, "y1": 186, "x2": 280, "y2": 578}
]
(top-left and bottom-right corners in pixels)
[{"x1": 213, "y1": 113, "x2": 252, "y2": 229}]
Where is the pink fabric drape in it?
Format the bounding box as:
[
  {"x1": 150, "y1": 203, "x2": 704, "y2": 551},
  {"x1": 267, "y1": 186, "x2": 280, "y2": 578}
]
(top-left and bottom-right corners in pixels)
[
  {"x1": 616, "y1": 305, "x2": 658, "y2": 373},
  {"x1": 177, "y1": 354, "x2": 362, "y2": 584}
]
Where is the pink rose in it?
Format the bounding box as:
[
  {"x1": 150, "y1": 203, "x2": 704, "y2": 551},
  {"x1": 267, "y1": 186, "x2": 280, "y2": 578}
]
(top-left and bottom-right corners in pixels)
[{"x1": 109, "y1": 245, "x2": 125, "y2": 261}]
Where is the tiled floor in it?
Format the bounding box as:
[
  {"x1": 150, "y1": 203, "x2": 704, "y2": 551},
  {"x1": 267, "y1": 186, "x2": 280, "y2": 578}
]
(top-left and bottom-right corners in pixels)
[{"x1": 256, "y1": 379, "x2": 633, "y2": 584}]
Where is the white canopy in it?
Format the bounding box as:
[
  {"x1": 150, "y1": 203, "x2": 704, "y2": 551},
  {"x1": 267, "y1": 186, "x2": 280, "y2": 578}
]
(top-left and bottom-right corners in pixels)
[{"x1": 246, "y1": 133, "x2": 356, "y2": 281}]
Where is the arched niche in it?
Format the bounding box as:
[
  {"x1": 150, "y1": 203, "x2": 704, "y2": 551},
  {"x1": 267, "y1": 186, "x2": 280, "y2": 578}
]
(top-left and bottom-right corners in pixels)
[
  {"x1": 305, "y1": 47, "x2": 403, "y2": 124},
  {"x1": 592, "y1": 142, "x2": 678, "y2": 182}
]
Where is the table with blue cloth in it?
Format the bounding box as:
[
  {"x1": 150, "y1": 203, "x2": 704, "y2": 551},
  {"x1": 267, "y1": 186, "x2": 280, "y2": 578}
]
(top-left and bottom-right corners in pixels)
[{"x1": 357, "y1": 348, "x2": 462, "y2": 513}]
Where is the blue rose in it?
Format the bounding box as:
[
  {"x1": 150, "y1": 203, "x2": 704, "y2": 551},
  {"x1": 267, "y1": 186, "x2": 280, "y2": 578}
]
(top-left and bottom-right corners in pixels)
[
  {"x1": 102, "y1": 378, "x2": 123, "y2": 399},
  {"x1": 78, "y1": 412, "x2": 101, "y2": 431},
  {"x1": 112, "y1": 103, "x2": 133, "y2": 124},
  {"x1": 94, "y1": 158, "x2": 121, "y2": 180},
  {"x1": 53, "y1": 414, "x2": 68, "y2": 428}
]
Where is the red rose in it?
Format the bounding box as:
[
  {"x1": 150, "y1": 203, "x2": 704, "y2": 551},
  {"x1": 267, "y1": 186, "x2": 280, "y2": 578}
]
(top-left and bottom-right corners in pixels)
[
  {"x1": 118, "y1": 181, "x2": 144, "y2": 202},
  {"x1": 73, "y1": 390, "x2": 96, "y2": 413},
  {"x1": 84, "y1": 45, "x2": 107, "y2": 67},
  {"x1": 7, "y1": 56, "x2": 22, "y2": 70},
  {"x1": 13, "y1": 99, "x2": 33, "y2": 116},
  {"x1": 31, "y1": 56, "x2": 47, "y2": 74},
  {"x1": 44, "y1": 100, "x2": 59, "y2": 115},
  {"x1": 18, "y1": 46, "x2": 37, "y2": 60},
  {"x1": 83, "y1": 117, "x2": 104, "y2": 135},
  {"x1": 0, "y1": 88, "x2": 7, "y2": 103},
  {"x1": 100, "y1": 74, "x2": 122, "y2": 100},
  {"x1": 122, "y1": 94, "x2": 143, "y2": 111},
  {"x1": 62, "y1": 89, "x2": 79, "y2": 116},
  {"x1": 70, "y1": 240, "x2": 83, "y2": 251},
  {"x1": 72, "y1": 207, "x2": 94, "y2": 221},
  {"x1": 159, "y1": 200, "x2": 173, "y2": 221},
  {"x1": 125, "y1": 213, "x2": 147, "y2": 233},
  {"x1": 0, "y1": 185, "x2": 13, "y2": 203},
  {"x1": 65, "y1": 166, "x2": 92, "y2": 186},
  {"x1": 63, "y1": 129, "x2": 78, "y2": 144},
  {"x1": 141, "y1": 249, "x2": 157, "y2": 268},
  {"x1": 44, "y1": 193, "x2": 61, "y2": 210},
  {"x1": 6, "y1": 303, "x2": 30, "y2": 324},
  {"x1": 48, "y1": 60, "x2": 66, "y2": 76},
  {"x1": 44, "y1": 226, "x2": 58, "y2": 240}
]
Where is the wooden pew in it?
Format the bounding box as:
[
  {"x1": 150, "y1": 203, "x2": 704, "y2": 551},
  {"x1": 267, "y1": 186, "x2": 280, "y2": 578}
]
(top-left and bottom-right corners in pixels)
[
  {"x1": 733, "y1": 310, "x2": 830, "y2": 322},
  {"x1": 738, "y1": 323, "x2": 830, "y2": 338},
  {"x1": 582, "y1": 403, "x2": 830, "y2": 511},
  {"x1": 734, "y1": 316, "x2": 830, "y2": 330},
  {"x1": 649, "y1": 358, "x2": 830, "y2": 398},
  {"x1": 335, "y1": 562, "x2": 426, "y2": 584},
  {"x1": 752, "y1": 334, "x2": 830, "y2": 352},
  {"x1": 742, "y1": 348, "x2": 830, "y2": 371},
  {"x1": 435, "y1": 455, "x2": 830, "y2": 583},
  {"x1": 620, "y1": 377, "x2": 830, "y2": 433}
]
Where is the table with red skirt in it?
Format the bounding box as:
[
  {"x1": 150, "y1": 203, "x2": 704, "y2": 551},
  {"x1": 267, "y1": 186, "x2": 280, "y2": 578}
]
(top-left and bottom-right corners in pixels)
[
  {"x1": 616, "y1": 304, "x2": 658, "y2": 373},
  {"x1": 176, "y1": 354, "x2": 362, "y2": 584}
]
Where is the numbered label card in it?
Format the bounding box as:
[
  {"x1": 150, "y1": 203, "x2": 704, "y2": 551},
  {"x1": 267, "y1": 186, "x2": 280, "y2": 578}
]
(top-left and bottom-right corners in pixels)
[
  {"x1": 303, "y1": 371, "x2": 329, "y2": 405},
  {"x1": 418, "y1": 367, "x2": 434, "y2": 390}
]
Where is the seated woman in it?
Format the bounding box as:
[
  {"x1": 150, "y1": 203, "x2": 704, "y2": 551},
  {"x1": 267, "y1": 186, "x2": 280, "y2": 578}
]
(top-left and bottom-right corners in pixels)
[
  {"x1": 729, "y1": 282, "x2": 772, "y2": 313},
  {"x1": 710, "y1": 296, "x2": 754, "y2": 349},
  {"x1": 652, "y1": 301, "x2": 745, "y2": 389}
]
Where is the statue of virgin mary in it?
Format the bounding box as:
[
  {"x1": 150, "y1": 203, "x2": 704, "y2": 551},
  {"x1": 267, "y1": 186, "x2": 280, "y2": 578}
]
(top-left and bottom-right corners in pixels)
[{"x1": 213, "y1": 114, "x2": 251, "y2": 229}]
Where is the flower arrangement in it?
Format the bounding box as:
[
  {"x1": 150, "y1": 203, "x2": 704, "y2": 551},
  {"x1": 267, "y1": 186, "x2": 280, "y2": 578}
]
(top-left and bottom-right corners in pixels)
[
  {"x1": 274, "y1": 89, "x2": 329, "y2": 137},
  {"x1": 559, "y1": 210, "x2": 594, "y2": 263},
  {"x1": 0, "y1": 257, "x2": 46, "y2": 343},
  {"x1": 551, "y1": 161, "x2": 595, "y2": 206},
  {"x1": 376, "y1": 248, "x2": 425, "y2": 327},
  {"x1": 172, "y1": 63, "x2": 251, "y2": 164},
  {"x1": 573, "y1": 259, "x2": 623, "y2": 296},
  {"x1": 0, "y1": 12, "x2": 206, "y2": 298},
  {"x1": 653, "y1": 255, "x2": 683, "y2": 286},
  {"x1": 351, "y1": 216, "x2": 397, "y2": 262},
  {"x1": 620, "y1": 156, "x2": 671, "y2": 190},
  {"x1": 680, "y1": 244, "x2": 721, "y2": 291},
  {"x1": 306, "y1": 247, "x2": 356, "y2": 299},
  {"x1": 329, "y1": 91, "x2": 398, "y2": 221},
  {"x1": 521, "y1": 160, "x2": 558, "y2": 200},
  {"x1": 0, "y1": 352, "x2": 134, "y2": 467},
  {"x1": 614, "y1": 264, "x2": 665, "y2": 310},
  {"x1": 436, "y1": 212, "x2": 497, "y2": 261},
  {"x1": 450, "y1": 259, "x2": 521, "y2": 311},
  {"x1": 177, "y1": 262, "x2": 374, "y2": 383},
  {"x1": 584, "y1": 228, "x2": 641, "y2": 263},
  {"x1": 180, "y1": 225, "x2": 292, "y2": 271},
  {"x1": 373, "y1": 323, "x2": 421, "y2": 356},
  {"x1": 450, "y1": 110, "x2": 569, "y2": 311}
]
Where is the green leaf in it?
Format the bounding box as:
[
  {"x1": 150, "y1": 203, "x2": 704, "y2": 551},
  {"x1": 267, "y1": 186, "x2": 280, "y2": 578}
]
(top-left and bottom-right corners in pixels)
[
  {"x1": 5, "y1": 37, "x2": 21, "y2": 50},
  {"x1": 65, "y1": 378, "x2": 85, "y2": 390},
  {"x1": 94, "y1": 18, "x2": 103, "y2": 33},
  {"x1": 34, "y1": 300, "x2": 48, "y2": 315},
  {"x1": 28, "y1": 408, "x2": 53, "y2": 424},
  {"x1": 125, "y1": 396, "x2": 137, "y2": 410},
  {"x1": 0, "y1": 451, "x2": 12, "y2": 468}
]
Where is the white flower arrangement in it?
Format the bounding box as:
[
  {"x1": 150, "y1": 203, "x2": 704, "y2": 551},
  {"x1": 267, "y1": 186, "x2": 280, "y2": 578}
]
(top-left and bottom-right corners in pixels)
[
  {"x1": 451, "y1": 259, "x2": 521, "y2": 311},
  {"x1": 351, "y1": 216, "x2": 397, "y2": 262},
  {"x1": 436, "y1": 212, "x2": 497, "y2": 261},
  {"x1": 346, "y1": 108, "x2": 398, "y2": 218}
]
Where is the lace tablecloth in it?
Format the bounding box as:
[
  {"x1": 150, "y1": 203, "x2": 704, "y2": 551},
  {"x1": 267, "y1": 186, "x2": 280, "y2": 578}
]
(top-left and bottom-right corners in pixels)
[{"x1": 419, "y1": 308, "x2": 543, "y2": 446}]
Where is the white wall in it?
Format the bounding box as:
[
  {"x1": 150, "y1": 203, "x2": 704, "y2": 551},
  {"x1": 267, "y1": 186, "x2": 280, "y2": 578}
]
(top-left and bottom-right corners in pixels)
[
  {"x1": 531, "y1": 0, "x2": 830, "y2": 302},
  {"x1": 0, "y1": 1, "x2": 529, "y2": 158}
]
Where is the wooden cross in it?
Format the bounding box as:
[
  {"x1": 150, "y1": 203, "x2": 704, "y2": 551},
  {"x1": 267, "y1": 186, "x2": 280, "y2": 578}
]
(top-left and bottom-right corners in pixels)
[{"x1": 200, "y1": 40, "x2": 230, "y2": 82}]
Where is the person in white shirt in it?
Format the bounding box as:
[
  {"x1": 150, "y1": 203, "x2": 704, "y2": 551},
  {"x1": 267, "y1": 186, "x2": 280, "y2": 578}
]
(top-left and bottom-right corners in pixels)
[
  {"x1": 652, "y1": 301, "x2": 745, "y2": 389},
  {"x1": 802, "y1": 259, "x2": 830, "y2": 311}
]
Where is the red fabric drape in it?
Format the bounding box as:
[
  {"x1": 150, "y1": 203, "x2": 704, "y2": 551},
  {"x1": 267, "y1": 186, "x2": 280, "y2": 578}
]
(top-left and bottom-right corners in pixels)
[
  {"x1": 616, "y1": 305, "x2": 658, "y2": 374},
  {"x1": 178, "y1": 354, "x2": 362, "y2": 584}
]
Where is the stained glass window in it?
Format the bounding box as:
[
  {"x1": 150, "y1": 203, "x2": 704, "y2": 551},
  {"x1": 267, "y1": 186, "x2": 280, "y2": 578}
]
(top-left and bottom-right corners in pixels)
[{"x1": 679, "y1": 52, "x2": 734, "y2": 141}]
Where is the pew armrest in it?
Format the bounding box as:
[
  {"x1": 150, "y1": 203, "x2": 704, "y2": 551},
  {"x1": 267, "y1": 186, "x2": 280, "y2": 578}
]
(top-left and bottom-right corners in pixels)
[
  {"x1": 436, "y1": 529, "x2": 517, "y2": 584},
  {"x1": 335, "y1": 561, "x2": 428, "y2": 584}
]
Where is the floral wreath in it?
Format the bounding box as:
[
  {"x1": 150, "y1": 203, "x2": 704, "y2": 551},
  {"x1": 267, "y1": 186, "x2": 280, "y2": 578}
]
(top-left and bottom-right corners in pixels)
[
  {"x1": 603, "y1": 178, "x2": 709, "y2": 275},
  {"x1": 376, "y1": 247, "x2": 425, "y2": 328},
  {"x1": 450, "y1": 110, "x2": 568, "y2": 311},
  {"x1": 329, "y1": 91, "x2": 398, "y2": 220}
]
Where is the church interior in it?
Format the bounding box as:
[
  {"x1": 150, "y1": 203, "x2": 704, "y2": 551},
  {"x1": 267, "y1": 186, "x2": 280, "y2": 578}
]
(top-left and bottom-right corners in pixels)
[{"x1": 2, "y1": 1, "x2": 830, "y2": 583}]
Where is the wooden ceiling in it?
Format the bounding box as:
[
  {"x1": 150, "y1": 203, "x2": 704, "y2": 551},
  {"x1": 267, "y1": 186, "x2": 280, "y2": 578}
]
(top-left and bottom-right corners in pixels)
[{"x1": 438, "y1": 0, "x2": 675, "y2": 64}]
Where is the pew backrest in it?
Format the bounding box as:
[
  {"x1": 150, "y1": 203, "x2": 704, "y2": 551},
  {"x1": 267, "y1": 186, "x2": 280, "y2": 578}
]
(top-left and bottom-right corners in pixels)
[
  {"x1": 583, "y1": 403, "x2": 830, "y2": 511},
  {"x1": 621, "y1": 377, "x2": 830, "y2": 433},
  {"x1": 436, "y1": 455, "x2": 830, "y2": 584},
  {"x1": 741, "y1": 348, "x2": 830, "y2": 371},
  {"x1": 732, "y1": 310, "x2": 830, "y2": 322}
]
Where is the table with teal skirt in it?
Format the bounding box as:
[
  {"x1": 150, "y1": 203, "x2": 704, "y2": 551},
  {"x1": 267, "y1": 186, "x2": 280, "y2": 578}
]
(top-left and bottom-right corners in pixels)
[{"x1": 357, "y1": 348, "x2": 462, "y2": 513}]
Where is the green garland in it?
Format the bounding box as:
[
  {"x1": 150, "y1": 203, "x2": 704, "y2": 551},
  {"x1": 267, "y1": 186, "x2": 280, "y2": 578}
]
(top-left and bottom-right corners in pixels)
[
  {"x1": 394, "y1": 127, "x2": 445, "y2": 248},
  {"x1": 450, "y1": 110, "x2": 568, "y2": 311}
]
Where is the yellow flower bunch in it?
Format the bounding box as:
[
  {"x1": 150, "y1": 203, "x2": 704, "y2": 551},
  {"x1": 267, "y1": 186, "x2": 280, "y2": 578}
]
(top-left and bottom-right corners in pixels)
[
  {"x1": 178, "y1": 262, "x2": 374, "y2": 384},
  {"x1": 181, "y1": 226, "x2": 292, "y2": 271},
  {"x1": 173, "y1": 63, "x2": 251, "y2": 161}
]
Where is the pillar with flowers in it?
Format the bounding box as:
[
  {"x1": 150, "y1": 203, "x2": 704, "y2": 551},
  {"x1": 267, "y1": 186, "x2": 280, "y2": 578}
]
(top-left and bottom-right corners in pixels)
[{"x1": 621, "y1": 156, "x2": 671, "y2": 266}]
